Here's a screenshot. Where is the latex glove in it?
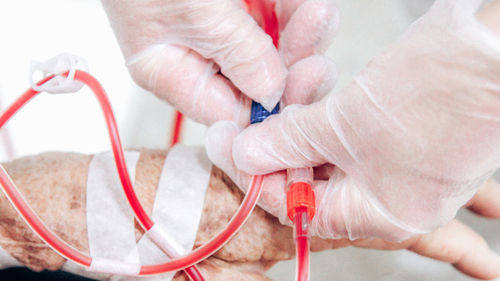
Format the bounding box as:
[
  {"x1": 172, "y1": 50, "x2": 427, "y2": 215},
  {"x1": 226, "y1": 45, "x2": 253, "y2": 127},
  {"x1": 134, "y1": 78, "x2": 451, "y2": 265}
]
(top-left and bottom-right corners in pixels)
[
  {"x1": 207, "y1": 0, "x2": 338, "y2": 224},
  {"x1": 208, "y1": 0, "x2": 500, "y2": 241},
  {"x1": 102, "y1": 0, "x2": 336, "y2": 126}
]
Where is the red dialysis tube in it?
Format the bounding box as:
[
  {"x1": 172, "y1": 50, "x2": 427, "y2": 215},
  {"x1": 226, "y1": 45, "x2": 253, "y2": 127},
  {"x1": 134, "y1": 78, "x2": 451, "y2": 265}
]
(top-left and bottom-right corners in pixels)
[
  {"x1": 0, "y1": 1, "x2": 312, "y2": 280},
  {"x1": 244, "y1": 1, "x2": 315, "y2": 280},
  {"x1": 0, "y1": 70, "x2": 264, "y2": 276},
  {"x1": 294, "y1": 207, "x2": 311, "y2": 281}
]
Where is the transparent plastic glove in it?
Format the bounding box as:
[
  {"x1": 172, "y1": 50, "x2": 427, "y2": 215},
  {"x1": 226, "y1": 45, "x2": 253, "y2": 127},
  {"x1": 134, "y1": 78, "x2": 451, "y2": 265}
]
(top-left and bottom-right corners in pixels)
[
  {"x1": 212, "y1": 0, "x2": 500, "y2": 241},
  {"x1": 207, "y1": 0, "x2": 338, "y2": 224},
  {"x1": 102, "y1": 0, "x2": 335, "y2": 126}
]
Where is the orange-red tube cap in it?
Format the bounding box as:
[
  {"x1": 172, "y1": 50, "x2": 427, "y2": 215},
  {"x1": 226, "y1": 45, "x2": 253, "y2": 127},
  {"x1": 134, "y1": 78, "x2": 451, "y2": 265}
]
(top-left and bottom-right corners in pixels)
[{"x1": 287, "y1": 182, "x2": 316, "y2": 221}]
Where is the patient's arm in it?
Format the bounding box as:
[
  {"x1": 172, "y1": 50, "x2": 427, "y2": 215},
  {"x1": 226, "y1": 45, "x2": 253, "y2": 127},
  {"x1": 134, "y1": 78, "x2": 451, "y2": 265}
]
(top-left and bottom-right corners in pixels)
[
  {"x1": 0, "y1": 150, "x2": 293, "y2": 280},
  {"x1": 0, "y1": 150, "x2": 499, "y2": 280}
]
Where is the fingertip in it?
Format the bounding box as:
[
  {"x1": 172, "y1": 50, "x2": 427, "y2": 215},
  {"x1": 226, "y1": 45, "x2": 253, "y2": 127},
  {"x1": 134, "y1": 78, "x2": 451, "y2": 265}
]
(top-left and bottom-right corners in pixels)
[
  {"x1": 410, "y1": 220, "x2": 500, "y2": 281},
  {"x1": 232, "y1": 118, "x2": 287, "y2": 175},
  {"x1": 237, "y1": 56, "x2": 287, "y2": 112},
  {"x1": 247, "y1": 46, "x2": 287, "y2": 111},
  {"x1": 275, "y1": 0, "x2": 307, "y2": 29},
  {"x1": 280, "y1": 0, "x2": 340, "y2": 66},
  {"x1": 317, "y1": 0, "x2": 340, "y2": 52},
  {"x1": 468, "y1": 179, "x2": 500, "y2": 218},
  {"x1": 216, "y1": 18, "x2": 287, "y2": 111},
  {"x1": 315, "y1": 56, "x2": 338, "y2": 98},
  {"x1": 258, "y1": 77, "x2": 286, "y2": 112},
  {"x1": 206, "y1": 120, "x2": 240, "y2": 144},
  {"x1": 453, "y1": 244, "x2": 500, "y2": 280}
]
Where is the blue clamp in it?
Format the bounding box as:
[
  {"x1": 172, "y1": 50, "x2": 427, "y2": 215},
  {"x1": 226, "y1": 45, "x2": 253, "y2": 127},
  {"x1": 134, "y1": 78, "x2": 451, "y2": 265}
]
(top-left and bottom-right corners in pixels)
[{"x1": 250, "y1": 101, "x2": 279, "y2": 124}]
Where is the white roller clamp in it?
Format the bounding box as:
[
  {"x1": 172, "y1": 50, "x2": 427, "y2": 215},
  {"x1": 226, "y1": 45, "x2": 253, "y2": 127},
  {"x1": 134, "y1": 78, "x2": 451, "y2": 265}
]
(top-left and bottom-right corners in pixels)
[{"x1": 30, "y1": 53, "x2": 88, "y2": 94}]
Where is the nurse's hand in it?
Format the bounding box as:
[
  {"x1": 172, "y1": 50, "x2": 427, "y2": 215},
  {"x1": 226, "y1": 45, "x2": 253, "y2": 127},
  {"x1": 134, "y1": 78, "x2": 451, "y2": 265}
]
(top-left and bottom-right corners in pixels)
[
  {"x1": 101, "y1": 0, "x2": 337, "y2": 126},
  {"x1": 207, "y1": 0, "x2": 500, "y2": 241}
]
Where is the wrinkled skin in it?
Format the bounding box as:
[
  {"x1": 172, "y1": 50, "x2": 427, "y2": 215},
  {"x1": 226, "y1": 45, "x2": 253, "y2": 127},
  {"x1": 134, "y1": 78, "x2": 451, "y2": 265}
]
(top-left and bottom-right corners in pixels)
[{"x1": 0, "y1": 150, "x2": 499, "y2": 280}]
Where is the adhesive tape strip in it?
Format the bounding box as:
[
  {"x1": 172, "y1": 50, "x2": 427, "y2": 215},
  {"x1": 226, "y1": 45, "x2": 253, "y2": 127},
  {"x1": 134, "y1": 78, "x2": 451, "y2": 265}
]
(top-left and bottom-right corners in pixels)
[
  {"x1": 86, "y1": 151, "x2": 141, "y2": 276},
  {"x1": 147, "y1": 145, "x2": 211, "y2": 253},
  {"x1": 90, "y1": 257, "x2": 141, "y2": 276},
  {"x1": 30, "y1": 53, "x2": 88, "y2": 94},
  {"x1": 119, "y1": 145, "x2": 211, "y2": 281},
  {"x1": 146, "y1": 224, "x2": 185, "y2": 258}
]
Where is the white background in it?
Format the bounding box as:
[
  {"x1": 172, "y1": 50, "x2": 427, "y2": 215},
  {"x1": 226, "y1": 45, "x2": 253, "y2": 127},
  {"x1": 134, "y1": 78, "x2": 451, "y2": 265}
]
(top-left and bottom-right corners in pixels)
[{"x1": 0, "y1": 1, "x2": 498, "y2": 280}]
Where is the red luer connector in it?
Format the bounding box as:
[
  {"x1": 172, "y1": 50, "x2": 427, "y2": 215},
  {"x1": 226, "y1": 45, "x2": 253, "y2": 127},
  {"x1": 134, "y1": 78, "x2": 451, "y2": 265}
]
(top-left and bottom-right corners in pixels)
[{"x1": 287, "y1": 182, "x2": 316, "y2": 221}]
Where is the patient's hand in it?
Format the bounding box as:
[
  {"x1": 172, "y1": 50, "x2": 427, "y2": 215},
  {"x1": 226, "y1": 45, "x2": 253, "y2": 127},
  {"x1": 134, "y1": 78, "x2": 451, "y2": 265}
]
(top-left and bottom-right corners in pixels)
[{"x1": 0, "y1": 150, "x2": 498, "y2": 280}]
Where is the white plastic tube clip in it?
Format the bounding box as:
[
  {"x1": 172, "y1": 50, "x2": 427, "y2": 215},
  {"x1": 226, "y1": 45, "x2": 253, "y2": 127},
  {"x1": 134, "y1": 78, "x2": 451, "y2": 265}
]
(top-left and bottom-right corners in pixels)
[{"x1": 30, "y1": 53, "x2": 89, "y2": 94}]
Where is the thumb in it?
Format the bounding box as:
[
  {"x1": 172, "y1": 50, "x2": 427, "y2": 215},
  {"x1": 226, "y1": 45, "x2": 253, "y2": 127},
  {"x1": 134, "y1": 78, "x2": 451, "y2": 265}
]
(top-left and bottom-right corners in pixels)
[{"x1": 232, "y1": 99, "x2": 345, "y2": 175}]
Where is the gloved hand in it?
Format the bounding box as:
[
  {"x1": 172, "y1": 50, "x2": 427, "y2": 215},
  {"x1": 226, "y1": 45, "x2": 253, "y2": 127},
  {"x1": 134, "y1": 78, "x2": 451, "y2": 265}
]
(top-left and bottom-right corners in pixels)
[
  {"x1": 101, "y1": 0, "x2": 336, "y2": 126},
  {"x1": 206, "y1": 0, "x2": 338, "y2": 225},
  {"x1": 207, "y1": 0, "x2": 500, "y2": 241}
]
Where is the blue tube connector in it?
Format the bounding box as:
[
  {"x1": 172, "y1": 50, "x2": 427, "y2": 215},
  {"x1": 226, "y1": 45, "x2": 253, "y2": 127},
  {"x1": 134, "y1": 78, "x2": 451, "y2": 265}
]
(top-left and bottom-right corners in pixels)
[{"x1": 250, "y1": 101, "x2": 279, "y2": 124}]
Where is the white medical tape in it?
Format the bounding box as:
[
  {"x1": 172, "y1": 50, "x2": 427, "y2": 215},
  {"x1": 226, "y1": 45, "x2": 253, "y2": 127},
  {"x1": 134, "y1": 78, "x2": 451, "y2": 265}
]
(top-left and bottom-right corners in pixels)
[
  {"x1": 62, "y1": 261, "x2": 110, "y2": 281},
  {"x1": 149, "y1": 145, "x2": 211, "y2": 251},
  {"x1": 0, "y1": 244, "x2": 21, "y2": 269},
  {"x1": 147, "y1": 224, "x2": 185, "y2": 258},
  {"x1": 89, "y1": 257, "x2": 141, "y2": 276},
  {"x1": 86, "y1": 151, "x2": 141, "y2": 276},
  {"x1": 116, "y1": 145, "x2": 211, "y2": 281},
  {"x1": 30, "y1": 53, "x2": 88, "y2": 94}
]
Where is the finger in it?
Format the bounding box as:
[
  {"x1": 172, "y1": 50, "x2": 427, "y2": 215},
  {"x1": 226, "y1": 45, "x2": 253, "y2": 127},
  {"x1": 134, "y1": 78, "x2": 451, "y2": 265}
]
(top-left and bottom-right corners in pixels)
[
  {"x1": 232, "y1": 98, "x2": 346, "y2": 175},
  {"x1": 467, "y1": 178, "x2": 500, "y2": 218},
  {"x1": 223, "y1": 53, "x2": 337, "y2": 174},
  {"x1": 206, "y1": 121, "x2": 289, "y2": 221},
  {"x1": 275, "y1": 0, "x2": 306, "y2": 29},
  {"x1": 281, "y1": 55, "x2": 337, "y2": 107},
  {"x1": 407, "y1": 220, "x2": 500, "y2": 280},
  {"x1": 279, "y1": 0, "x2": 339, "y2": 66},
  {"x1": 180, "y1": 0, "x2": 287, "y2": 111},
  {"x1": 127, "y1": 44, "x2": 252, "y2": 127}
]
